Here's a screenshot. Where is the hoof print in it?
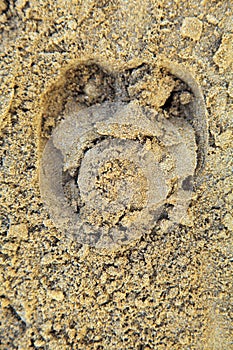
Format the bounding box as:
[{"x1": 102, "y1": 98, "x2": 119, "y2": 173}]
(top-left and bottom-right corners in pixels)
[{"x1": 39, "y1": 61, "x2": 208, "y2": 249}]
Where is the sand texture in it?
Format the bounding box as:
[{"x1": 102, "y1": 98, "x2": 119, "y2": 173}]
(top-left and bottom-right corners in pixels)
[{"x1": 0, "y1": 1, "x2": 232, "y2": 349}]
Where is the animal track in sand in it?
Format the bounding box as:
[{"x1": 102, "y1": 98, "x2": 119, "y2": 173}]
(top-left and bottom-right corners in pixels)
[{"x1": 39, "y1": 61, "x2": 208, "y2": 249}]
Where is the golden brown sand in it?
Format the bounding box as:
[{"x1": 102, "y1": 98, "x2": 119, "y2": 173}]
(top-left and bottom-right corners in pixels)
[{"x1": 1, "y1": 1, "x2": 232, "y2": 349}]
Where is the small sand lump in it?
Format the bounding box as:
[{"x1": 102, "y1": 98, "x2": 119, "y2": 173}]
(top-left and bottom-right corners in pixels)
[
  {"x1": 213, "y1": 33, "x2": 233, "y2": 70},
  {"x1": 8, "y1": 223, "x2": 28, "y2": 240},
  {"x1": 181, "y1": 17, "x2": 203, "y2": 41},
  {"x1": 0, "y1": 0, "x2": 7, "y2": 15}
]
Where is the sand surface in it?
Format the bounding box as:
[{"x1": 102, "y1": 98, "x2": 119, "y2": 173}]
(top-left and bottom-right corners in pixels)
[{"x1": 0, "y1": 1, "x2": 232, "y2": 349}]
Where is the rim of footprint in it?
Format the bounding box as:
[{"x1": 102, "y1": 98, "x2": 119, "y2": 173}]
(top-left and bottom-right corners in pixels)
[{"x1": 39, "y1": 62, "x2": 208, "y2": 249}]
